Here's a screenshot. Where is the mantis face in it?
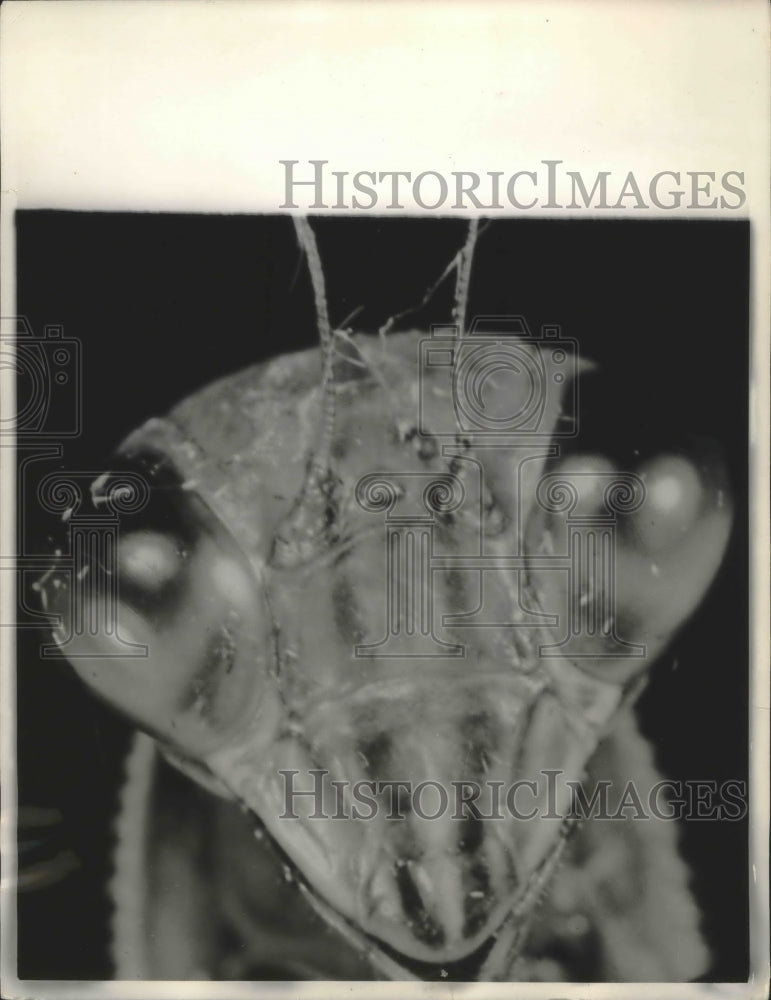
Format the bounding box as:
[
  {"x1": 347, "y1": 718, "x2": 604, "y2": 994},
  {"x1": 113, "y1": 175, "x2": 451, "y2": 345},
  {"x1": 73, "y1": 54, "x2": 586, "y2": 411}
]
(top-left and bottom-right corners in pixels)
[
  {"x1": 39, "y1": 334, "x2": 732, "y2": 977},
  {"x1": 35, "y1": 222, "x2": 734, "y2": 979}
]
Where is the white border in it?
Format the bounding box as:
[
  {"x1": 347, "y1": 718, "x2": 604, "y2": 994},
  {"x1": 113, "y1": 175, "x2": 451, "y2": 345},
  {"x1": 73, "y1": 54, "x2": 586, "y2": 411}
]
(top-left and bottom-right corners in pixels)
[{"x1": 1, "y1": 2, "x2": 769, "y2": 998}]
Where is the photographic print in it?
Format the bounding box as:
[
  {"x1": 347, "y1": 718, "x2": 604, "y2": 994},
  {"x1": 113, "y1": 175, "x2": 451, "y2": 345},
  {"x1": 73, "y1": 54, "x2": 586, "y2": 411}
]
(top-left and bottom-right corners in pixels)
[
  {"x1": 10, "y1": 212, "x2": 751, "y2": 983},
  {"x1": 1, "y1": 3, "x2": 768, "y2": 998}
]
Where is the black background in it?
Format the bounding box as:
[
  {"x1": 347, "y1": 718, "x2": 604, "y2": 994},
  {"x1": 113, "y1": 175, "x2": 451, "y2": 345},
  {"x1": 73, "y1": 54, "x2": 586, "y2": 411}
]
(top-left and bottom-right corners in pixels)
[{"x1": 15, "y1": 212, "x2": 749, "y2": 980}]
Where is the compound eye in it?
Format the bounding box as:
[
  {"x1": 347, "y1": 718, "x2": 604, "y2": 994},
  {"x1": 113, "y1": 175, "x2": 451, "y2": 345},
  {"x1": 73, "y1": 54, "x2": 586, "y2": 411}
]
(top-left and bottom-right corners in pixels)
[
  {"x1": 40, "y1": 448, "x2": 272, "y2": 757},
  {"x1": 623, "y1": 454, "x2": 703, "y2": 553},
  {"x1": 525, "y1": 446, "x2": 732, "y2": 683},
  {"x1": 118, "y1": 530, "x2": 184, "y2": 595}
]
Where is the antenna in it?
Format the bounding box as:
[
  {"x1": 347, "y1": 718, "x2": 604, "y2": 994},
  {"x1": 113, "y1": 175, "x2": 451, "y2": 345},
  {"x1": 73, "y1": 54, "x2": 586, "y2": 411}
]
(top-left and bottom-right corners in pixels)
[
  {"x1": 453, "y1": 217, "x2": 479, "y2": 337},
  {"x1": 292, "y1": 217, "x2": 337, "y2": 467},
  {"x1": 270, "y1": 218, "x2": 339, "y2": 568}
]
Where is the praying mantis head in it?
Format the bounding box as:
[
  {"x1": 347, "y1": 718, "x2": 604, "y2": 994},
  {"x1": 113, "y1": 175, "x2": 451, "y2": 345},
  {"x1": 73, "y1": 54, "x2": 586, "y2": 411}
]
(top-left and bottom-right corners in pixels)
[{"x1": 38, "y1": 219, "x2": 733, "y2": 977}]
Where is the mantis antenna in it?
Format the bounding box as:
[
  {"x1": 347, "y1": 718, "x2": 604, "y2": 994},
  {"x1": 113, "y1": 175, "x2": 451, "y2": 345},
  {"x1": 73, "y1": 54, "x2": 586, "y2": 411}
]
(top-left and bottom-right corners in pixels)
[{"x1": 271, "y1": 217, "x2": 481, "y2": 567}]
